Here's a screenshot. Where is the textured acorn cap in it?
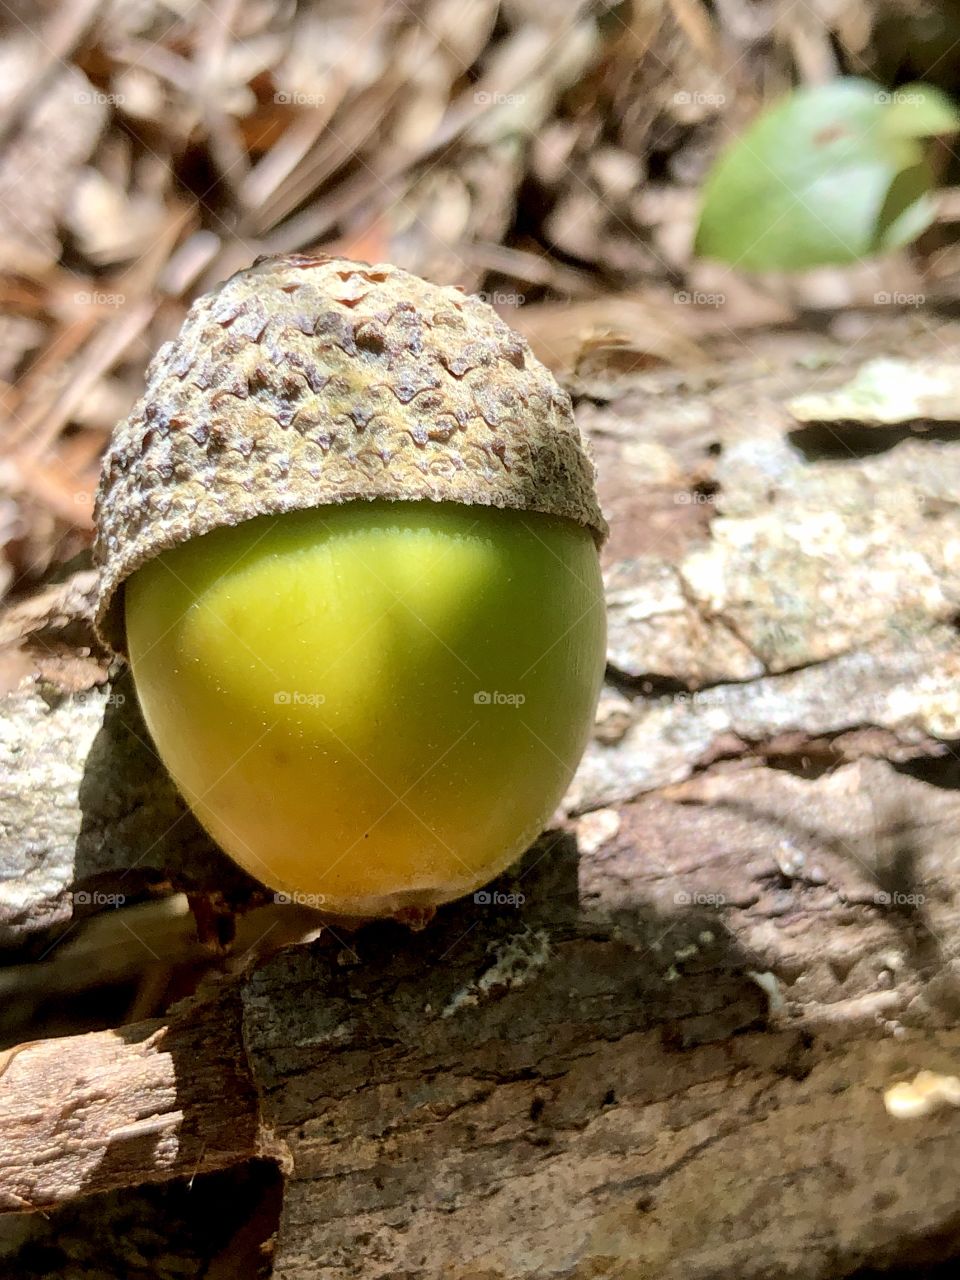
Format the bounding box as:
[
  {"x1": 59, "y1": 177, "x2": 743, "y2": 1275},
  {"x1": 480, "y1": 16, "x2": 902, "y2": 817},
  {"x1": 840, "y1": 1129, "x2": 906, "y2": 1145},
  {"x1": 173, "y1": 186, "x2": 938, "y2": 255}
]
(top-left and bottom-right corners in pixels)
[{"x1": 94, "y1": 253, "x2": 608, "y2": 654}]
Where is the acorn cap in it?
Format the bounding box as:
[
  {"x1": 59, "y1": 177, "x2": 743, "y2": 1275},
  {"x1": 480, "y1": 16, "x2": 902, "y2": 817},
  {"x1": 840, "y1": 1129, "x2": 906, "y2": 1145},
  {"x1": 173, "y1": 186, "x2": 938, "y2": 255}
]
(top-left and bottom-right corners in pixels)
[{"x1": 94, "y1": 253, "x2": 608, "y2": 654}]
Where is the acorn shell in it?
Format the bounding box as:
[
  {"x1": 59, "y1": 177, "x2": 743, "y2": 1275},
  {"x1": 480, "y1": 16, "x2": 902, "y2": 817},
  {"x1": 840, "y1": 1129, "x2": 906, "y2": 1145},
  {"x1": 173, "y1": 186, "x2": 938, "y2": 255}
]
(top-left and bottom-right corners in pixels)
[{"x1": 94, "y1": 253, "x2": 608, "y2": 654}]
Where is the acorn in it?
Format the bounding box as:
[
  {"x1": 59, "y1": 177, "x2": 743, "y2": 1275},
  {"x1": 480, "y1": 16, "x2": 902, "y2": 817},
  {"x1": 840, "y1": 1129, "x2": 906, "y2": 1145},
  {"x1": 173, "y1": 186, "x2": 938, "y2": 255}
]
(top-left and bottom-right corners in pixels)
[{"x1": 94, "y1": 254, "x2": 607, "y2": 916}]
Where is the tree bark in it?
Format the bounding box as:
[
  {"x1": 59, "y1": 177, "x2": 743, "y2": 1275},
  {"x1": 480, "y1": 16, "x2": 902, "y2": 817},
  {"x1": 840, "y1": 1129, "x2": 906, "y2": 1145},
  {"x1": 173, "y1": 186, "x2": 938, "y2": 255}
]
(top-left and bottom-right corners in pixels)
[
  {"x1": 0, "y1": 984, "x2": 260, "y2": 1213},
  {"x1": 5, "y1": 315, "x2": 960, "y2": 1276}
]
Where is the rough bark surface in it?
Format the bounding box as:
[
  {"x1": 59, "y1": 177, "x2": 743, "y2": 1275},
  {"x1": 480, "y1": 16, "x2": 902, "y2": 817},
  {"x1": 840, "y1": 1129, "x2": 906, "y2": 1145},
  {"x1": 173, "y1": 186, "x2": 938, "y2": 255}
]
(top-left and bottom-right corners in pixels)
[
  {"x1": 0, "y1": 984, "x2": 260, "y2": 1213},
  {"x1": 5, "y1": 314, "x2": 960, "y2": 1276}
]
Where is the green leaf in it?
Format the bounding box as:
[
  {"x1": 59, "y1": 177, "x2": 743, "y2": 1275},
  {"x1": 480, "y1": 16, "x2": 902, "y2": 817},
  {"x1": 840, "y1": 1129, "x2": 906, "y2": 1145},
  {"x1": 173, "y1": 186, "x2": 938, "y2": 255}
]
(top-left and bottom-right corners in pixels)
[
  {"x1": 694, "y1": 78, "x2": 954, "y2": 271},
  {"x1": 881, "y1": 83, "x2": 960, "y2": 138},
  {"x1": 874, "y1": 160, "x2": 935, "y2": 250}
]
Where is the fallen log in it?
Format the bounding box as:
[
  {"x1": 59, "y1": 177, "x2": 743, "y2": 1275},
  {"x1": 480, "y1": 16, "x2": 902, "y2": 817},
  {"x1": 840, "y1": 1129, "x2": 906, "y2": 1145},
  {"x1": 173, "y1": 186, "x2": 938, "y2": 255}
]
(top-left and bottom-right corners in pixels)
[{"x1": 4, "y1": 318, "x2": 960, "y2": 1276}]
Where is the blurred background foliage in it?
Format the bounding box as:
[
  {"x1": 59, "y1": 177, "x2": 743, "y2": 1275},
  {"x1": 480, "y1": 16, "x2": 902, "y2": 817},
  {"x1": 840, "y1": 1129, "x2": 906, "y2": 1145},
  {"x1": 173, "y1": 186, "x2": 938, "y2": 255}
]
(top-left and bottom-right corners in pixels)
[{"x1": 2, "y1": 0, "x2": 960, "y2": 608}]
